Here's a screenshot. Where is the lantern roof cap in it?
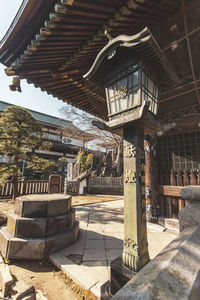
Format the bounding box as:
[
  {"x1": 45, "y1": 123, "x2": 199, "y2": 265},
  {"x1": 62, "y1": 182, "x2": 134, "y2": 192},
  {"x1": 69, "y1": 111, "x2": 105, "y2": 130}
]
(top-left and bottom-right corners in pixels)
[{"x1": 84, "y1": 27, "x2": 180, "y2": 90}]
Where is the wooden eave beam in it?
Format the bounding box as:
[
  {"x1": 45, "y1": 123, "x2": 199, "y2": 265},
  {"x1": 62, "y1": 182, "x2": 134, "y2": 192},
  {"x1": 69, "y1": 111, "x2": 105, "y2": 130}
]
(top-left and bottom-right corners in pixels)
[
  {"x1": 61, "y1": 0, "x2": 117, "y2": 14},
  {"x1": 181, "y1": 0, "x2": 200, "y2": 105},
  {"x1": 57, "y1": 0, "x2": 178, "y2": 70}
]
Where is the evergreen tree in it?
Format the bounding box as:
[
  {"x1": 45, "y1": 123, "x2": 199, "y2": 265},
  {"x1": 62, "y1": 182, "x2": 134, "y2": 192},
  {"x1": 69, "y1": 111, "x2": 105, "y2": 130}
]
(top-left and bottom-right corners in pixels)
[{"x1": 0, "y1": 106, "x2": 55, "y2": 200}]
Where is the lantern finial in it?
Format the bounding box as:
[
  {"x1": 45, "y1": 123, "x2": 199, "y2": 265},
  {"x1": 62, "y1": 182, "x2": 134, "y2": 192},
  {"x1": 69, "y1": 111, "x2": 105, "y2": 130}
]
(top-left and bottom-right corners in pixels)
[{"x1": 104, "y1": 30, "x2": 112, "y2": 41}]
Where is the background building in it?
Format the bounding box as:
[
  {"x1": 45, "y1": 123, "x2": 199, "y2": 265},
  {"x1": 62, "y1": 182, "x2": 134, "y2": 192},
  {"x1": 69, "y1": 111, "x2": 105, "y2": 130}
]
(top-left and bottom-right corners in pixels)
[{"x1": 0, "y1": 100, "x2": 95, "y2": 178}]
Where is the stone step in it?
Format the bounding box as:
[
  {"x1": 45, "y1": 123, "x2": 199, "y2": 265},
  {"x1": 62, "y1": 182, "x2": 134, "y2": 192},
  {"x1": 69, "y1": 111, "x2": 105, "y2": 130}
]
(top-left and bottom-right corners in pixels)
[
  {"x1": 0, "y1": 221, "x2": 79, "y2": 260},
  {"x1": 7, "y1": 208, "x2": 75, "y2": 238},
  {"x1": 15, "y1": 194, "x2": 72, "y2": 218}
]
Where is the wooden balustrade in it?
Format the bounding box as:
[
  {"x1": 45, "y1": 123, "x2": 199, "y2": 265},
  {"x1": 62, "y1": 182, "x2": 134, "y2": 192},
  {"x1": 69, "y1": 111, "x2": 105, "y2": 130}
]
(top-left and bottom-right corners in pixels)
[
  {"x1": 160, "y1": 169, "x2": 200, "y2": 186},
  {"x1": 158, "y1": 169, "x2": 200, "y2": 219},
  {"x1": 0, "y1": 179, "x2": 49, "y2": 198}
]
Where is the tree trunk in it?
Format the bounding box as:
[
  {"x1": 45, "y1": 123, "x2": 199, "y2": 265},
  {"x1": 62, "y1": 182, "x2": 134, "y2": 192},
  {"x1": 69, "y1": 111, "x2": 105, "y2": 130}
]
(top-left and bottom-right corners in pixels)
[
  {"x1": 12, "y1": 156, "x2": 19, "y2": 202},
  {"x1": 115, "y1": 144, "x2": 123, "y2": 176},
  {"x1": 12, "y1": 174, "x2": 18, "y2": 202}
]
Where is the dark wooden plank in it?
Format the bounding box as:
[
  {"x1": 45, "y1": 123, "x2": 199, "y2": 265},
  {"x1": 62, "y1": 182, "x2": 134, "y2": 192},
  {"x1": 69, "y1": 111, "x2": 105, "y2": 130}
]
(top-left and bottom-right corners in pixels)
[{"x1": 159, "y1": 185, "x2": 182, "y2": 197}]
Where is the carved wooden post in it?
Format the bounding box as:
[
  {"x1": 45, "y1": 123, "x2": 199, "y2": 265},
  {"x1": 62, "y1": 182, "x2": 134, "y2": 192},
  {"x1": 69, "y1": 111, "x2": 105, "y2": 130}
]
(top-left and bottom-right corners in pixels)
[
  {"x1": 183, "y1": 169, "x2": 189, "y2": 186},
  {"x1": 122, "y1": 124, "x2": 150, "y2": 272},
  {"x1": 170, "y1": 169, "x2": 176, "y2": 186},
  {"x1": 190, "y1": 169, "x2": 197, "y2": 185},
  {"x1": 144, "y1": 135, "x2": 159, "y2": 222},
  {"x1": 177, "y1": 169, "x2": 182, "y2": 186}
]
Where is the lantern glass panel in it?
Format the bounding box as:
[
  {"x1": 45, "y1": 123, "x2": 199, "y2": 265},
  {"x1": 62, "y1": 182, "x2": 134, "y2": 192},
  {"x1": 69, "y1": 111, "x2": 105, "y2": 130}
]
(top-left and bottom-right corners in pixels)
[
  {"x1": 141, "y1": 69, "x2": 158, "y2": 116},
  {"x1": 106, "y1": 68, "x2": 140, "y2": 116}
]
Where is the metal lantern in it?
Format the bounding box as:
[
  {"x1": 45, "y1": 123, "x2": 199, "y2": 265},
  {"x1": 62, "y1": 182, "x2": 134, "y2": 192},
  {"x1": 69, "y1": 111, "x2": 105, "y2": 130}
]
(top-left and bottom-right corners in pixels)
[
  {"x1": 84, "y1": 28, "x2": 180, "y2": 278},
  {"x1": 84, "y1": 27, "x2": 179, "y2": 126},
  {"x1": 105, "y1": 60, "x2": 159, "y2": 118}
]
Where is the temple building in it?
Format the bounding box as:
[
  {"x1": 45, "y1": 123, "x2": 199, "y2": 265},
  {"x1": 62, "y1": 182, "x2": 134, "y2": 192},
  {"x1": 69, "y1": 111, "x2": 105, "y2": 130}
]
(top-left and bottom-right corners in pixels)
[
  {"x1": 0, "y1": 100, "x2": 95, "y2": 176},
  {"x1": 0, "y1": 0, "x2": 199, "y2": 221}
]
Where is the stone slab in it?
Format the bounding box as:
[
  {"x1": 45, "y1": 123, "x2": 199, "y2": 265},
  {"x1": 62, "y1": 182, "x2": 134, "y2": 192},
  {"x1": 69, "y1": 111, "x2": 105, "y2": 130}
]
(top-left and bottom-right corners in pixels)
[
  {"x1": 105, "y1": 239, "x2": 123, "y2": 249},
  {"x1": 0, "y1": 228, "x2": 10, "y2": 258},
  {"x1": 15, "y1": 194, "x2": 71, "y2": 218},
  {"x1": 106, "y1": 248, "x2": 122, "y2": 261},
  {"x1": 7, "y1": 209, "x2": 75, "y2": 238},
  {"x1": 47, "y1": 197, "x2": 71, "y2": 217},
  {"x1": 7, "y1": 212, "x2": 46, "y2": 238},
  {"x1": 0, "y1": 222, "x2": 79, "y2": 260},
  {"x1": 0, "y1": 263, "x2": 14, "y2": 297},
  {"x1": 158, "y1": 217, "x2": 180, "y2": 233},
  {"x1": 50, "y1": 253, "x2": 99, "y2": 291},
  {"x1": 46, "y1": 208, "x2": 75, "y2": 236},
  {"x1": 13, "y1": 284, "x2": 35, "y2": 300},
  {"x1": 7, "y1": 236, "x2": 46, "y2": 261},
  {"x1": 83, "y1": 248, "x2": 107, "y2": 261},
  {"x1": 85, "y1": 239, "x2": 105, "y2": 249},
  {"x1": 45, "y1": 221, "x2": 79, "y2": 257}
]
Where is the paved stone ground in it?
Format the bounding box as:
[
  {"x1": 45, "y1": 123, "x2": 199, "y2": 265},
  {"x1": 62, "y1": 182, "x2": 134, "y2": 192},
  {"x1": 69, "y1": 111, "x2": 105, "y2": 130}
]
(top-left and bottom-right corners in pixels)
[{"x1": 50, "y1": 199, "x2": 178, "y2": 299}]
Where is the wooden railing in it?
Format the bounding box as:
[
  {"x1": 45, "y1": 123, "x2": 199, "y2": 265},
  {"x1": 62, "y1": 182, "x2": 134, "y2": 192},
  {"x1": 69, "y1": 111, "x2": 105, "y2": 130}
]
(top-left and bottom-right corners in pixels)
[
  {"x1": 158, "y1": 185, "x2": 184, "y2": 219},
  {"x1": 159, "y1": 169, "x2": 200, "y2": 186},
  {"x1": 0, "y1": 179, "x2": 49, "y2": 198}
]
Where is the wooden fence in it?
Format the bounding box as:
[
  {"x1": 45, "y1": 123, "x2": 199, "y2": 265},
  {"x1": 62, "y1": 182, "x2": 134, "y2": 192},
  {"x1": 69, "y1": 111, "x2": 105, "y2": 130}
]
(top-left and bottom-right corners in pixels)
[
  {"x1": 88, "y1": 175, "x2": 123, "y2": 195},
  {"x1": 0, "y1": 179, "x2": 49, "y2": 198}
]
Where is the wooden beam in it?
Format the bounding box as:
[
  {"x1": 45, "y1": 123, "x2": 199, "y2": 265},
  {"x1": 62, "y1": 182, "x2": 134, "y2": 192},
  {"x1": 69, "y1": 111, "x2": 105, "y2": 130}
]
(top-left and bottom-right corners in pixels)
[
  {"x1": 181, "y1": 0, "x2": 200, "y2": 105},
  {"x1": 159, "y1": 185, "x2": 183, "y2": 197}
]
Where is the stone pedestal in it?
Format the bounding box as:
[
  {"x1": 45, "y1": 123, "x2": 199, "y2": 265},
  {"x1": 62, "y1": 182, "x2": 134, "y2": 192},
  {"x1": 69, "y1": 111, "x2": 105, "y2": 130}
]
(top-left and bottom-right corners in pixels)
[
  {"x1": 110, "y1": 256, "x2": 135, "y2": 296},
  {"x1": 0, "y1": 194, "x2": 79, "y2": 260},
  {"x1": 179, "y1": 186, "x2": 200, "y2": 232}
]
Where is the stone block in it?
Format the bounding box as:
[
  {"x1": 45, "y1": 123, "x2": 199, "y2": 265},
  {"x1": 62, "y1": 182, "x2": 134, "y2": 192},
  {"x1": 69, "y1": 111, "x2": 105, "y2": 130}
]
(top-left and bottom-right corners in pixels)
[
  {"x1": 14, "y1": 194, "x2": 72, "y2": 218},
  {"x1": 8, "y1": 236, "x2": 46, "y2": 260},
  {"x1": 0, "y1": 228, "x2": 10, "y2": 258},
  {"x1": 47, "y1": 198, "x2": 71, "y2": 217},
  {"x1": 15, "y1": 198, "x2": 47, "y2": 218},
  {"x1": 6, "y1": 209, "x2": 75, "y2": 239},
  {"x1": 13, "y1": 284, "x2": 35, "y2": 300},
  {"x1": 7, "y1": 212, "x2": 46, "y2": 238},
  {"x1": 45, "y1": 221, "x2": 79, "y2": 257},
  {"x1": 0, "y1": 263, "x2": 14, "y2": 297},
  {"x1": 0, "y1": 229, "x2": 46, "y2": 260},
  {"x1": 46, "y1": 208, "x2": 75, "y2": 236},
  {"x1": 21, "y1": 293, "x2": 36, "y2": 300},
  {"x1": 179, "y1": 206, "x2": 200, "y2": 232}
]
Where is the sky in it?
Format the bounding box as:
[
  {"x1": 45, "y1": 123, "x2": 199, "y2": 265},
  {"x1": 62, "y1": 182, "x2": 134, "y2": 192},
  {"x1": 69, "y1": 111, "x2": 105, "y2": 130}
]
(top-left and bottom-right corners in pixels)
[{"x1": 0, "y1": 0, "x2": 68, "y2": 118}]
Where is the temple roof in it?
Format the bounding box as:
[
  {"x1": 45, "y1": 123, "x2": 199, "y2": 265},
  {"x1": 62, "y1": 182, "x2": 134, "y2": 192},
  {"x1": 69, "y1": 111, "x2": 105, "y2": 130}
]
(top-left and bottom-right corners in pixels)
[{"x1": 0, "y1": 0, "x2": 200, "y2": 121}]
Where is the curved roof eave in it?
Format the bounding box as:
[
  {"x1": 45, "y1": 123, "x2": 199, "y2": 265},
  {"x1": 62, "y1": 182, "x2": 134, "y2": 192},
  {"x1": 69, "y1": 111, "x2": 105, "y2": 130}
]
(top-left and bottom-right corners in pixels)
[{"x1": 0, "y1": 0, "x2": 56, "y2": 66}]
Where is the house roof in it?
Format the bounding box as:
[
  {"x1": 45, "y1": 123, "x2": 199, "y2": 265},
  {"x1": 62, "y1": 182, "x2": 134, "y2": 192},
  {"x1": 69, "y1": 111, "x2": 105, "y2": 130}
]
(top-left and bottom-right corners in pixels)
[
  {"x1": 0, "y1": 99, "x2": 73, "y2": 127},
  {"x1": 0, "y1": 100, "x2": 97, "y2": 141},
  {"x1": 0, "y1": 0, "x2": 200, "y2": 122}
]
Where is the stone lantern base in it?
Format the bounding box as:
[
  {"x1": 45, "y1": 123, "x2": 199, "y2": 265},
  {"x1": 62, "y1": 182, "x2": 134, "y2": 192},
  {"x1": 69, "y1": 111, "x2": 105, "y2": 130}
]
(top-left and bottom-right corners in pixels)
[
  {"x1": 110, "y1": 256, "x2": 136, "y2": 295},
  {"x1": 0, "y1": 194, "x2": 79, "y2": 260}
]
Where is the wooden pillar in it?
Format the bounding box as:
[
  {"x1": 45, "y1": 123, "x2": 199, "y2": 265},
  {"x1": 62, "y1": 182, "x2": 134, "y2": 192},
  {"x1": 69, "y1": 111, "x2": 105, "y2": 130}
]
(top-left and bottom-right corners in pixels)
[
  {"x1": 144, "y1": 134, "x2": 159, "y2": 223},
  {"x1": 122, "y1": 123, "x2": 150, "y2": 272}
]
